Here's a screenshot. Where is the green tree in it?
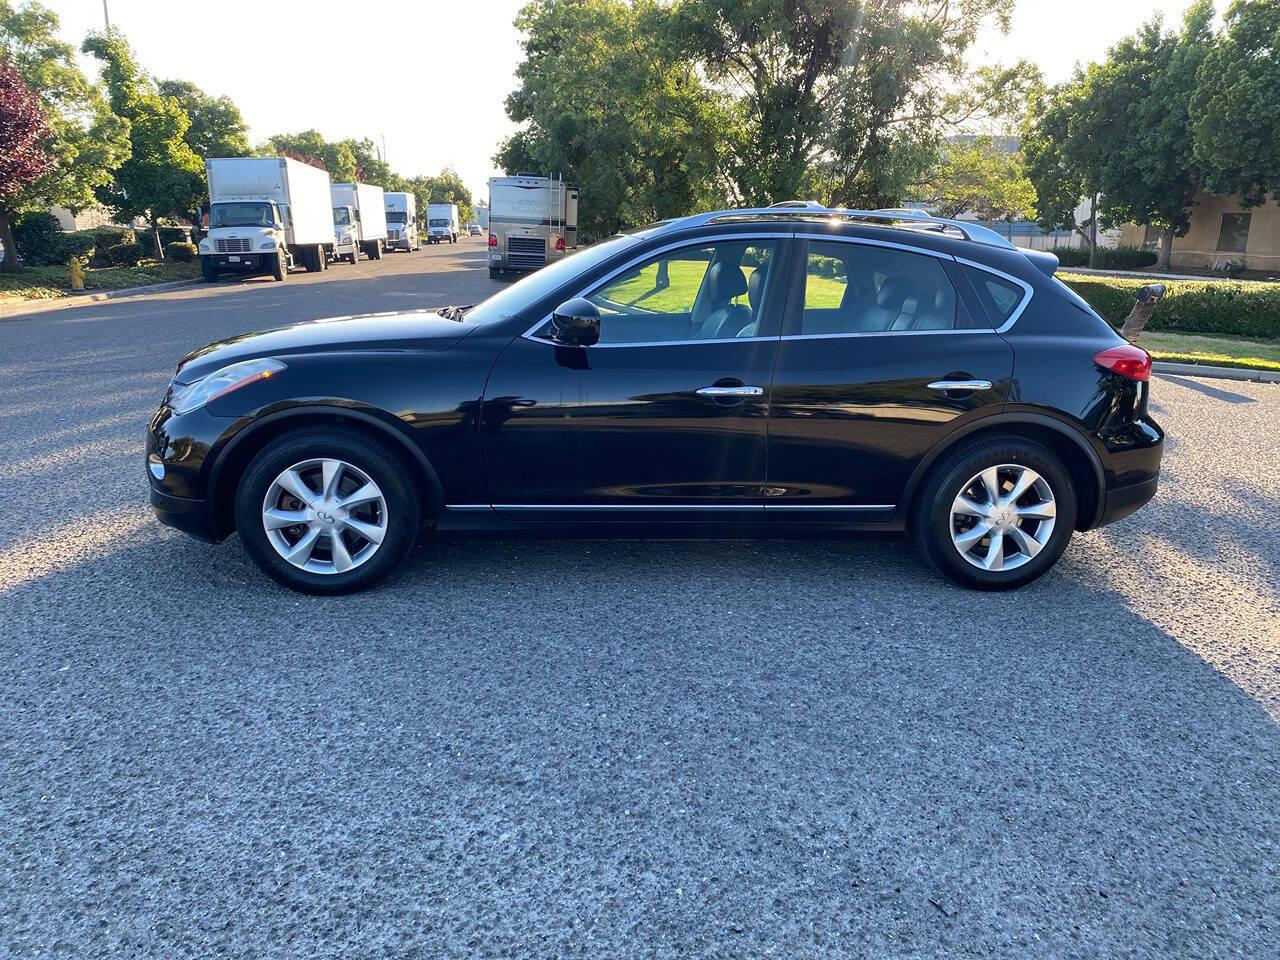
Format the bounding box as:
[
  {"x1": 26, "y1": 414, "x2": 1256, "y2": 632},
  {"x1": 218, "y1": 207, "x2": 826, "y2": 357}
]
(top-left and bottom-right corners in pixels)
[
  {"x1": 0, "y1": 1, "x2": 130, "y2": 263},
  {"x1": 409, "y1": 167, "x2": 474, "y2": 224},
  {"x1": 156, "y1": 79, "x2": 248, "y2": 160},
  {"x1": 1085, "y1": 2, "x2": 1216, "y2": 268},
  {"x1": 925, "y1": 137, "x2": 1037, "y2": 227},
  {"x1": 497, "y1": 0, "x2": 731, "y2": 237},
  {"x1": 1022, "y1": 76, "x2": 1105, "y2": 258},
  {"x1": 82, "y1": 29, "x2": 203, "y2": 259},
  {"x1": 1192, "y1": 0, "x2": 1280, "y2": 207},
  {"x1": 670, "y1": 0, "x2": 1016, "y2": 207}
]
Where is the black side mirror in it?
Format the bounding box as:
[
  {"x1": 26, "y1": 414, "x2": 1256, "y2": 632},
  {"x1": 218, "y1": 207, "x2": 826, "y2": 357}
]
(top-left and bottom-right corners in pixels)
[{"x1": 549, "y1": 297, "x2": 600, "y2": 346}]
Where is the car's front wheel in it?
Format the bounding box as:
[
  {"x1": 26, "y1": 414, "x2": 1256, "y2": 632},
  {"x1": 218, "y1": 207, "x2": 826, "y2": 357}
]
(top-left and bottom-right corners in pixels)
[
  {"x1": 912, "y1": 435, "x2": 1077, "y2": 591},
  {"x1": 234, "y1": 428, "x2": 421, "y2": 594}
]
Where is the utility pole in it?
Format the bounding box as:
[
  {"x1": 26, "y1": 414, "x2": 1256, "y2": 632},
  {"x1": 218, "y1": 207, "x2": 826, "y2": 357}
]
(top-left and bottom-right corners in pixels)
[
  {"x1": 381, "y1": 135, "x2": 388, "y2": 169},
  {"x1": 102, "y1": 0, "x2": 110, "y2": 27}
]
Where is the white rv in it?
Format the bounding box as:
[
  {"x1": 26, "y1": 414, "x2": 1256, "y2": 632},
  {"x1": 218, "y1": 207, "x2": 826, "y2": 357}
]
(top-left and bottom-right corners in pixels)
[
  {"x1": 330, "y1": 182, "x2": 388, "y2": 263},
  {"x1": 426, "y1": 203, "x2": 459, "y2": 244},
  {"x1": 487, "y1": 174, "x2": 578, "y2": 279},
  {"x1": 200, "y1": 157, "x2": 335, "y2": 282},
  {"x1": 384, "y1": 192, "x2": 419, "y2": 252}
]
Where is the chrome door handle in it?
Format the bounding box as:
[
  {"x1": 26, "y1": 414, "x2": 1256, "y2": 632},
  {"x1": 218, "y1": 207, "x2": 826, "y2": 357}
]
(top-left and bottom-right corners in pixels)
[
  {"x1": 927, "y1": 379, "x2": 991, "y2": 392},
  {"x1": 696, "y1": 385, "x2": 764, "y2": 397}
]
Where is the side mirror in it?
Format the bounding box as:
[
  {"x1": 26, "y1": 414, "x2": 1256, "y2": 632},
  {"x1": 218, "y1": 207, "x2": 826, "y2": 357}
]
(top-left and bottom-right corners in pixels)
[{"x1": 549, "y1": 297, "x2": 600, "y2": 346}]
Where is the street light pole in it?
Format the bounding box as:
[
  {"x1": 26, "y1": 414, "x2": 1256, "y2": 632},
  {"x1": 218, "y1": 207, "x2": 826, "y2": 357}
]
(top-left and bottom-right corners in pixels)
[{"x1": 102, "y1": 0, "x2": 110, "y2": 27}]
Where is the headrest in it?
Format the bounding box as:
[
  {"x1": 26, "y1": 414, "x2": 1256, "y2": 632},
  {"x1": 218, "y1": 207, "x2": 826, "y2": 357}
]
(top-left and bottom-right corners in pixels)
[
  {"x1": 747, "y1": 264, "x2": 768, "y2": 310},
  {"x1": 876, "y1": 275, "x2": 914, "y2": 308},
  {"x1": 708, "y1": 262, "x2": 748, "y2": 302}
]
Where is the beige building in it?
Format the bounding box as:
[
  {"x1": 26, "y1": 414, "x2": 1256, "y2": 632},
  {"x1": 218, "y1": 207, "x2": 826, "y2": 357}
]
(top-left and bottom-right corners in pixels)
[{"x1": 1121, "y1": 191, "x2": 1280, "y2": 271}]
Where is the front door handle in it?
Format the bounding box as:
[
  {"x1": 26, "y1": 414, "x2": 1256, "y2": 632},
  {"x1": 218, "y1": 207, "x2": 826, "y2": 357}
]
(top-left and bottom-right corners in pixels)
[
  {"x1": 927, "y1": 379, "x2": 992, "y2": 393},
  {"x1": 696, "y1": 385, "x2": 764, "y2": 397}
]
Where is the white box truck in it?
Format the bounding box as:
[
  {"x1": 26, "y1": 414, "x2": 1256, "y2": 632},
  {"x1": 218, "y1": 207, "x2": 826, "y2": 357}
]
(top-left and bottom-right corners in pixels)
[
  {"x1": 426, "y1": 203, "x2": 459, "y2": 244},
  {"x1": 487, "y1": 174, "x2": 578, "y2": 279},
  {"x1": 330, "y1": 182, "x2": 388, "y2": 263},
  {"x1": 384, "y1": 192, "x2": 419, "y2": 252},
  {"x1": 200, "y1": 157, "x2": 335, "y2": 282}
]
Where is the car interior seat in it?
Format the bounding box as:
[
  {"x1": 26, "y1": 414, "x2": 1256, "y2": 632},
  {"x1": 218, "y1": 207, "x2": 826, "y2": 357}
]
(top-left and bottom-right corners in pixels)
[{"x1": 697, "y1": 262, "x2": 752, "y2": 339}]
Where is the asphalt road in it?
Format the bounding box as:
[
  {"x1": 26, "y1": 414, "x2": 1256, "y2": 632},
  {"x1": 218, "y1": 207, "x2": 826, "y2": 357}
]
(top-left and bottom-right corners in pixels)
[{"x1": 2, "y1": 242, "x2": 1278, "y2": 959}]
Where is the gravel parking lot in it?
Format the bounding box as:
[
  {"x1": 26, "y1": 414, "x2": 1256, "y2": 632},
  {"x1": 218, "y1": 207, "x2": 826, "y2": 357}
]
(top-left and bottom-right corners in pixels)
[{"x1": 2, "y1": 242, "x2": 1278, "y2": 958}]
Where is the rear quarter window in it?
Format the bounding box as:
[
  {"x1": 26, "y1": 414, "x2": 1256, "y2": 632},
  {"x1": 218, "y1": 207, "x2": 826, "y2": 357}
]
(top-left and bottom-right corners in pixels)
[{"x1": 963, "y1": 266, "x2": 1027, "y2": 327}]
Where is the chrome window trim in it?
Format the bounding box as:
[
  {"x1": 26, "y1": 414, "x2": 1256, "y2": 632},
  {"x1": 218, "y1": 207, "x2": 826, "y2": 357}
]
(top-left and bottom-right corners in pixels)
[
  {"x1": 794, "y1": 232, "x2": 956, "y2": 261},
  {"x1": 780, "y1": 328, "x2": 992, "y2": 341},
  {"x1": 953, "y1": 256, "x2": 1035, "y2": 333},
  {"x1": 764, "y1": 503, "x2": 895, "y2": 511},
  {"x1": 447, "y1": 502, "x2": 895, "y2": 512},
  {"x1": 520, "y1": 232, "x2": 786, "y2": 346}
]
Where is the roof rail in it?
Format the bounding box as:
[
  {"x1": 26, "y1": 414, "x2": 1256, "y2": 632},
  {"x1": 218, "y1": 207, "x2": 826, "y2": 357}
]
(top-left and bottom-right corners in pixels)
[{"x1": 670, "y1": 205, "x2": 1017, "y2": 250}]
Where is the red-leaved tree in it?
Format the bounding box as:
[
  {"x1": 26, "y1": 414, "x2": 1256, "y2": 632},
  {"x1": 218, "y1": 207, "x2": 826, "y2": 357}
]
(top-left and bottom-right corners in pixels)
[{"x1": 0, "y1": 58, "x2": 54, "y2": 272}]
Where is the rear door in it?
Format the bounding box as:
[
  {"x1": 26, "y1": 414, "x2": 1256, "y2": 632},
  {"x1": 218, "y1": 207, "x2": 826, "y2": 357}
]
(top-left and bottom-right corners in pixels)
[{"x1": 764, "y1": 236, "x2": 1015, "y2": 519}]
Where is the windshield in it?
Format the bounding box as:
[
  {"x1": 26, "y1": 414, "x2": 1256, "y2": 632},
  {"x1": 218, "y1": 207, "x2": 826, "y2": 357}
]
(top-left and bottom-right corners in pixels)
[
  {"x1": 386, "y1": 211, "x2": 408, "y2": 224},
  {"x1": 465, "y1": 234, "x2": 643, "y2": 326},
  {"x1": 333, "y1": 207, "x2": 351, "y2": 225},
  {"x1": 429, "y1": 218, "x2": 449, "y2": 227},
  {"x1": 211, "y1": 202, "x2": 276, "y2": 229}
]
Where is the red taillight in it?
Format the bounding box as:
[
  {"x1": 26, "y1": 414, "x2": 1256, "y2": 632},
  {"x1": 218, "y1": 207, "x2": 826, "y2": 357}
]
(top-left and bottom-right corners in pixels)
[
  {"x1": 555, "y1": 237, "x2": 566, "y2": 251},
  {"x1": 1094, "y1": 344, "x2": 1151, "y2": 381},
  {"x1": 488, "y1": 234, "x2": 497, "y2": 247}
]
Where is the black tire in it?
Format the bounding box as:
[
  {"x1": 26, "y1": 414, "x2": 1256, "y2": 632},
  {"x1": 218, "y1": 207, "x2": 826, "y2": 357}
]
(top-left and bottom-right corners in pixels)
[
  {"x1": 271, "y1": 250, "x2": 287, "y2": 281},
  {"x1": 234, "y1": 428, "x2": 422, "y2": 595},
  {"x1": 911, "y1": 434, "x2": 1077, "y2": 591},
  {"x1": 304, "y1": 244, "x2": 323, "y2": 272},
  {"x1": 489, "y1": 267, "x2": 499, "y2": 280},
  {"x1": 201, "y1": 258, "x2": 219, "y2": 283}
]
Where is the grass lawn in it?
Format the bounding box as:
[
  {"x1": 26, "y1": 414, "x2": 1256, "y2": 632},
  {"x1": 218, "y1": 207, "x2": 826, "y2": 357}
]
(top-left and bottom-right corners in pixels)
[
  {"x1": 0, "y1": 260, "x2": 201, "y2": 303},
  {"x1": 602, "y1": 259, "x2": 849, "y2": 312},
  {"x1": 1137, "y1": 330, "x2": 1280, "y2": 372}
]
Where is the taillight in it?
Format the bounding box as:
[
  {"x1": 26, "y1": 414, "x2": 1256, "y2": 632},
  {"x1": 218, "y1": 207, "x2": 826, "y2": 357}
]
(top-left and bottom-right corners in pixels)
[
  {"x1": 1094, "y1": 344, "x2": 1151, "y2": 381},
  {"x1": 555, "y1": 237, "x2": 566, "y2": 251},
  {"x1": 488, "y1": 234, "x2": 497, "y2": 247}
]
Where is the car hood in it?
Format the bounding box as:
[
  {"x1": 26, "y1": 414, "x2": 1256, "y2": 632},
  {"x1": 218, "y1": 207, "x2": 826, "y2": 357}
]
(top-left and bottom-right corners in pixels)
[{"x1": 175, "y1": 309, "x2": 474, "y2": 383}]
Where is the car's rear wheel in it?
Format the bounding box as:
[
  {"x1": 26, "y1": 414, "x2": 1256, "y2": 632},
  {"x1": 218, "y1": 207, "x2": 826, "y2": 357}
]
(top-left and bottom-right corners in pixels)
[
  {"x1": 235, "y1": 429, "x2": 421, "y2": 594},
  {"x1": 912, "y1": 435, "x2": 1076, "y2": 590}
]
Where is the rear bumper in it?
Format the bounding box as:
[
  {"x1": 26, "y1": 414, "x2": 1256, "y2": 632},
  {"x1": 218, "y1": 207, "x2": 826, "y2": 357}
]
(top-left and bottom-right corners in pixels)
[
  {"x1": 1097, "y1": 475, "x2": 1160, "y2": 527},
  {"x1": 151, "y1": 486, "x2": 218, "y2": 541}
]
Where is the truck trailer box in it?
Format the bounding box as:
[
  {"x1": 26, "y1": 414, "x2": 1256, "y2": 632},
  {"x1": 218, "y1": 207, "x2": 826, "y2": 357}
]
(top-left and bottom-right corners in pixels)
[
  {"x1": 331, "y1": 181, "x2": 388, "y2": 262},
  {"x1": 201, "y1": 157, "x2": 336, "y2": 280}
]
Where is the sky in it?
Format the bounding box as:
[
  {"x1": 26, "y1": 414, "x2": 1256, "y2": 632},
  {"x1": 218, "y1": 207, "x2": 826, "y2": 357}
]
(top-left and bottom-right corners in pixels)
[{"x1": 42, "y1": 0, "x2": 1229, "y2": 201}]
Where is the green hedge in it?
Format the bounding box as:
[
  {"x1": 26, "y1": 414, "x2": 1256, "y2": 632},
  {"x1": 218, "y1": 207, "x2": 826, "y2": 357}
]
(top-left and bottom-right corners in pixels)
[
  {"x1": 165, "y1": 241, "x2": 198, "y2": 262},
  {"x1": 1050, "y1": 245, "x2": 1090, "y2": 267},
  {"x1": 104, "y1": 240, "x2": 145, "y2": 266},
  {"x1": 1060, "y1": 273, "x2": 1280, "y2": 339},
  {"x1": 1091, "y1": 245, "x2": 1158, "y2": 270}
]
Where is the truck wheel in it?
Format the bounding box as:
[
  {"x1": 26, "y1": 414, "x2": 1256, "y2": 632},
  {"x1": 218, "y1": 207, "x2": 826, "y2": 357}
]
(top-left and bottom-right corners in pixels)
[
  {"x1": 304, "y1": 244, "x2": 322, "y2": 272},
  {"x1": 272, "y1": 251, "x2": 287, "y2": 281},
  {"x1": 489, "y1": 267, "x2": 499, "y2": 280},
  {"x1": 370, "y1": 240, "x2": 382, "y2": 261},
  {"x1": 201, "y1": 258, "x2": 219, "y2": 283},
  {"x1": 348, "y1": 244, "x2": 359, "y2": 265}
]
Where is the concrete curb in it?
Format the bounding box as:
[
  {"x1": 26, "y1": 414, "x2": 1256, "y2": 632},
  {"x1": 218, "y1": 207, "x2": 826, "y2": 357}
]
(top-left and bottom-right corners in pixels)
[
  {"x1": 1153, "y1": 361, "x2": 1280, "y2": 384},
  {"x1": 0, "y1": 277, "x2": 204, "y2": 318}
]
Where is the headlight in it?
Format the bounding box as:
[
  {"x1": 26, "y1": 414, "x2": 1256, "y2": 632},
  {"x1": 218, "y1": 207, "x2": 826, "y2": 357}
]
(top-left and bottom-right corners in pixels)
[
  {"x1": 171, "y1": 359, "x2": 286, "y2": 415},
  {"x1": 259, "y1": 240, "x2": 275, "y2": 250},
  {"x1": 199, "y1": 239, "x2": 210, "y2": 252}
]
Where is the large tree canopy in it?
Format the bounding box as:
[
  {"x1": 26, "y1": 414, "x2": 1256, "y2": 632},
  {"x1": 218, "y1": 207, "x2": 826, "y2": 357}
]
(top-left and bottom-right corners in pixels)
[
  {"x1": 82, "y1": 29, "x2": 203, "y2": 255},
  {"x1": 497, "y1": 0, "x2": 731, "y2": 238},
  {"x1": 260, "y1": 130, "x2": 397, "y2": 189},
  {"x1": 0, "y1": 56, "x2": 52, "y2": 271},
  {"x1": 157, "y1": 79, "x2": 249, "y2": 162},
  {"x1": 0, "y1": 1, "x2": 129, "y2": 217},
  {"x1": 1192, "y1": 0, "x2": 1280, "y2": 206}
]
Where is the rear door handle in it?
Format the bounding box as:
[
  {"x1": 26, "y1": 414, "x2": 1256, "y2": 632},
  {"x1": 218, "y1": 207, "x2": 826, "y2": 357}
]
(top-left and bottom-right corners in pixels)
[
  {"x1": 696, "y1": 385, "x2": 764, "y2": 397},
  {"x1": 927, "y1": 379, "x2": 992, "y2": 393}
]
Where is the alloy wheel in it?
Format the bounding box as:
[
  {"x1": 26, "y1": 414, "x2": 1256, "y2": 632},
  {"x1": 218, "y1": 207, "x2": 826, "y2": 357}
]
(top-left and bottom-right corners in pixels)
[
  {"x1": 949, "y1": 463, "x2": 1057, "y2": 572},
  {"x1": 261, "y1": 458, "x2": 388, "y2": 574}
]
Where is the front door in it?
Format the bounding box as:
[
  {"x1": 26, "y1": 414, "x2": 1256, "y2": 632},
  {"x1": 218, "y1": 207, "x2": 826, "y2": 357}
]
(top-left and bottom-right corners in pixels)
[
  {"x1": 765, "y1": 236, "x2": 1015, "y2": 519},
  {"x1": 481, "y1": 236, "x2": 791, "y2": 521}
]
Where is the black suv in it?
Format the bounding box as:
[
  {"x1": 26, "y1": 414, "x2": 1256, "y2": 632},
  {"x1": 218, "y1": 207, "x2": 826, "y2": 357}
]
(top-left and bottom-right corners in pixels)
[{"x1": 147, "y1": 205, "x2": 1163, "y2": 593}]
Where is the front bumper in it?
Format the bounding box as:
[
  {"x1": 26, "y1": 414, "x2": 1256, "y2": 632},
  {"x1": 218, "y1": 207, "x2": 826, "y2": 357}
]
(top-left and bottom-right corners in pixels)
[
  {"x1": 203, "y1": 252, "x2": 271, "y2": 271},
  {"x1": 151, "y1": 486, "x2": 217, "y2": 541}
]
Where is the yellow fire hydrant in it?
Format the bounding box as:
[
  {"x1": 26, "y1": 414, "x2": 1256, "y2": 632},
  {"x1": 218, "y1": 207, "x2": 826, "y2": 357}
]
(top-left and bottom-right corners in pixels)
[{"x1": 69, "y1": 257, "x2": 85, "y2": 292}]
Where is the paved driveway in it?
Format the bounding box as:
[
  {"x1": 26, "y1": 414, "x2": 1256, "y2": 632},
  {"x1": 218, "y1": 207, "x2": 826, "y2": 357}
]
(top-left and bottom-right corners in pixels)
[{"x1": 1, "y1": 244, "x2": 1277, "y2": 958}]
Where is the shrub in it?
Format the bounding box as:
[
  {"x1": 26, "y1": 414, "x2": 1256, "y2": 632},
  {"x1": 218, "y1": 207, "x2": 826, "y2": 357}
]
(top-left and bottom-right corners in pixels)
[
  {"x1": 85, "y1": 227, "x2": 133, "y2": 266},
  {"x1": 1049, "y1": 245, "x2": 1090, "y2": 268},
  {"x1": 105, "y1": 240, "x2": 145, "y2": 266},
  {"x1": 1060, "y1": 273, "x2": 1280, "y2": 339},
  {"x1": 12, "y1": 212, "x2": 67, "y2": 266},
  {"x1": 165, "y1": 241, "x2": 197, "y2": 262},
  {"x1": 135, "y1": 225, "x2": 189, "y2": 249},
  {"x1": 61, "y1": 232, "x2": 97, "y2": 263},
  {"x1": 1091, "y1": 245, "x2": 1158, "y2": 270}
]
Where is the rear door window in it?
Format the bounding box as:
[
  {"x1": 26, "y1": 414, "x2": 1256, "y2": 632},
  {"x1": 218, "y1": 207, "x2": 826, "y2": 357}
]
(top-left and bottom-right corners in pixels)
[{"x1": 799, "y1": 241, "x2": 964, "y2": 335}]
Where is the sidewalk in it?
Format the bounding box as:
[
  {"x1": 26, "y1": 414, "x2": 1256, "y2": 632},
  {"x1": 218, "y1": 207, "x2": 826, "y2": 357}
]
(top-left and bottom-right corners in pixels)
[
  {"x1": 1065, "y1": 266, "x2": 1278, "y2": 283},
  {"x1": 1152, "y1": 361, "x2": 1280, "y2": 384},
  {"x1": 0, "y1": 277, "x2": 204, "y2": 319}
]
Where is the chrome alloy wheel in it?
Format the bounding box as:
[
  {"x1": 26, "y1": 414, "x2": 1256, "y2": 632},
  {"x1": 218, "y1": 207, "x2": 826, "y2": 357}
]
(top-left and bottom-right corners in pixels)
[
  {"x1": 261, "y1": 458, "x2": 388, "y2": 575},
  {"x1": 949, "y1": 464, "x2": 1057, "y2": 572}
]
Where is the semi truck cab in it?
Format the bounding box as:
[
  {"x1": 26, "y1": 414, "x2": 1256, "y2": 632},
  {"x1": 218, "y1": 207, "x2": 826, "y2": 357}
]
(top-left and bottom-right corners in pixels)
[{"x1": 332, "y1": 205, "x2": 360, "y2": 263}]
